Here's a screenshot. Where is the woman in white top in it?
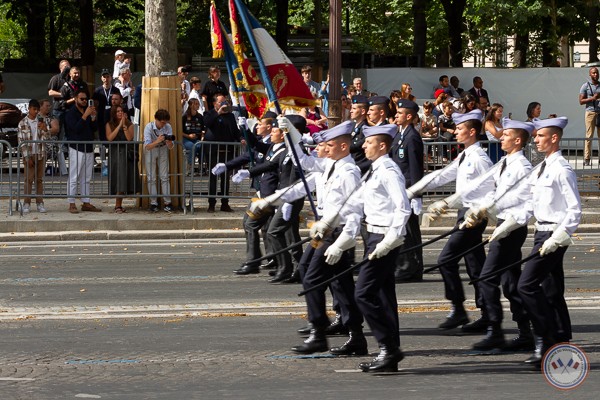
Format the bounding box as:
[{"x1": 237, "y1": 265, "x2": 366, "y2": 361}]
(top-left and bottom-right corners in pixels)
[{"x1": 484, "y1": 103, "x2": 504, "y2": 163}]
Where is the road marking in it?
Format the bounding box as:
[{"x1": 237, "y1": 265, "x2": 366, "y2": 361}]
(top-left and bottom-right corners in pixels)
[
  {"x1": 0, "y1": 252, "x2": 194, "y2": 258},
  {"x1": 0, "y1": 377, "x2": 35, "y2": 381},
  {"x1": 75, "y1": 395, "x2": 102, "y2": 399}
]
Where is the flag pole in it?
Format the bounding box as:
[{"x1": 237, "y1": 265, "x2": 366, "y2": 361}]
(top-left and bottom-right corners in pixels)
[{"x1": 233, "y1": 0, "x2": 319, "y2": 218}]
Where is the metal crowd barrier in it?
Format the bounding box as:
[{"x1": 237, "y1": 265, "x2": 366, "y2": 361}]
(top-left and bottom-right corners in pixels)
[
  {"x1": 3, "y1": 137, "x2": 599, "y2": 216},
  {"x1": 12, "y1": 140, "x2": 186, "y2": 216}
]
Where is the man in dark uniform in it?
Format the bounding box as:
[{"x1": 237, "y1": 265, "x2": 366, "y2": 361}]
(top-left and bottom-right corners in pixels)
[
  {"x1": 349, "y1": 95, "x2": 371, "y2": 174},
  {"x1": 366, "y1": 95, "x2": 390, "y2": 127},
  {"x1": 390, "y1": 100, "x2": 424, "y2": 282}
]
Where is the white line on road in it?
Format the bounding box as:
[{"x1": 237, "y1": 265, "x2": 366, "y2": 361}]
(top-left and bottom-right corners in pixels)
[{"x1": 0, "y1": 377, "x2": 36, "y2": 381}]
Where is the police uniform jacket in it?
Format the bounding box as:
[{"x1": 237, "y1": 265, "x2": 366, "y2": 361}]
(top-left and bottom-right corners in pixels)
[{"x1": 390, "y1": 123, "x2": 424, "y2": 188}]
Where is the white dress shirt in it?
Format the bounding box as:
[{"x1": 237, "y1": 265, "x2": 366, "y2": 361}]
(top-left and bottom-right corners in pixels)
[
  {"x1": 527, "y1": 150, "x2": 581, "y2": 235},
  {"x1": 424, "y1": 142, "x2": 494, "y2": 208}
]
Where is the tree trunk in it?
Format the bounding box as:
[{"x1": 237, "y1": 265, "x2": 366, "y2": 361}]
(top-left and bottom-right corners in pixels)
[
  {"x1": 514, "y1": 32, "x2": 528, "y2": 68},
  {"x1": 48, "y1": 0, "x2": 56, "y2": 59},
  {"x1": 541, "y1": 16, "x2": 555, "y2": 67},
  {"x1": 412, "y1": 0, "x2": 427, "y2": 67},
  {"x1": 275, "y1": 0, "x2": 289, "y2": 53},
  {"x1": 24, "y1": 2, "x2": 47, "y2": 61},
  {"x1": 440, "y1": 0, "x2": 466, "y2": 67},
  {"x1": 588, "y1": 0, "x2": 599, "y2": 63},
  {"x1": 314, "y1": 0, "x2": 323, "y2": 74},
  {"x1": 145, "y1": 0, "x2": 178, "y2": 76},
  {"x1": 79, "y1": 0, "x2": 95, "y2": 65}
]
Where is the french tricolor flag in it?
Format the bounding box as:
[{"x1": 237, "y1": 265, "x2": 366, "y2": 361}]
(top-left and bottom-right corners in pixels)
[{"x1": 233, "y1": 0, "x2": 316, "y2": 111}]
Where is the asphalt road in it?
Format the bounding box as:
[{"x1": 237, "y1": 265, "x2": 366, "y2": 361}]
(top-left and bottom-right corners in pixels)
[{"x1": 0, "y1": 235, "x2": 599, "y2": 399}]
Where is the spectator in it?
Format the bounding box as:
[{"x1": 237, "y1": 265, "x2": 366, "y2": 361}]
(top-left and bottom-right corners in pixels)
[
  {"x1": 438, "y1": 100, "x2": 456, "y2": 162},
  {"x1": 114, "y1": 67, "x2": 135, "y2": 118},
  {"x1": 143, "y1": 109, "x2": 174, "y2": 213},
  {"x1": 201, "y1": 66, "x2": 228, "y2": 111},
  {"x1": 525, "y1": 101, "x2": 549, "y2": 166},
  {"x1": 352, "y1": 77, "x2": 370, "y2": 97},
  {"x1": 389, "y1": 90, "x2": 401, "y2": 120},
  {"x1": 478, "y1": 96, "x2": 490, "y2": 119},
  {"x1": 345, "y1": 84, "x2": 357, "y2": 101},
  {"x1": 106, "y1": 105, "x2": 140, "y2": 213},
  {"x1": 113, "y1": 50, "x2": 127, "y2": 79},
  {"x1": 341, "y1": 94, "x2": 351, "y2": 122},
  {"x1": 92, "y1": 68, "x2": 120, "y2": 172},
  {"x1": 178, "y1": 66, "x2": 191, "y2": 114},
  {"x1": 182, "y1": 98, "x2": 205, "y2": 175},
  {"x1": 301, "y1": 65, "x2": 320, "y2": 99},
  {"x1": 468, "y1": 76, "x2": 490, "y2": 102},
  {"x1": 459, "y1": 93, "x2": 478, "y2": 114},
  {"x1": 60, "y1": 66, "x2": 89, "y2": 112},
  {"x1": 448, "y1": 76, "x2": 463, "y2": 98},
  {"x1": 432, "y1": 89, "x2": 449, "y2": 118},
  {"x1": 64, "y1": 91, "x2": 101, "y2": 213},
  {"x1": 579, "y1": 66, "x2": 600, "y2": 166},
  {"x1": 188, "y1": 76, "x2": 206, "y2": 114},
  {"x1": 38, "y1": 99, "x2": 63, "y2": 175},
  {"x1": 400, "y1": 83, "x2": 416, "y2": 101},
  {"x1": 47, "y1": 59, "x2": 71, "y2": 126},
  {"x1": 319, "y1": 72, "x2": 330, "y2": 116},
  {"x1": 419, "y1": 101, "x2": 438, "y2": 140},
  {"x1": 18, "y1": 99, "x2": 52, "y2": 213},
  {"x1": 301, "y1": 105, "x2": 327, "y2": 134},
  {"x1": 203, "y1": 94, "x2": 243, "y2": 212},
  {"x1": 431, "y1": 75, "x2": 449, "y2": 98},
  {"x1": 484, "y1": 103, "x2": 504, "y2": 163}
]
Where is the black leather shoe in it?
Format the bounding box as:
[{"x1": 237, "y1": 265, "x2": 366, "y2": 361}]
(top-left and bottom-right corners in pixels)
[
  {"x1": 438, "y1": 306, "x2": 469, "y2": 330},
  {"x1": 330, "y1": 331, "x2": 368, "y2": 356},
  {"x1": 325, "y1": 314, "x2": 349, "y2": 336},
  {"x1": 234, "y1": 264, "x2": 260, "y2": 275},
  {"x1": 524, "y1": 336, "x2": 544, "y2": 364},
  {"x1": 297, "y1": 324, "x2": 313, "y2": 335},
  {"x1": 220, "y1": 204, "x2": 234, "y2": 212},
  {"x1": 472, "y1": 325, "x2": 505, "y2": 351},
  {"x1": 395, "y1": 274, "x2": 423, "y2": 283},
  {"x1": 282, "y1": 270, "x2": 301, "y2": 284},
  {"x1": 269, "y1": 273, "x2": 292, "y2": 284},
  {"x1": 359, "y1": 346, "x2": 404, "y2": 373},
  {"x1": 261, "y1": 260, "x2": 277, "y2": 270},
  {"x1": 291, "y1": 328, "x2": 328, "y2": 354},
  {"x1": 461, "y1": 316, "x2": 490, "y2": 333}
]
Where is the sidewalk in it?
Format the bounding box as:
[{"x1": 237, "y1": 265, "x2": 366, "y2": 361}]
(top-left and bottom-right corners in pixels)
[{"x1": 2, "y1": 196, "x2": 600, "y2": 242}]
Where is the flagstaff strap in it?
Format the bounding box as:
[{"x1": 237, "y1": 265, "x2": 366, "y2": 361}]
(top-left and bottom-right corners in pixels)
[{"x1": 423, "y1": 239, "x2": 490, "y2": 274}]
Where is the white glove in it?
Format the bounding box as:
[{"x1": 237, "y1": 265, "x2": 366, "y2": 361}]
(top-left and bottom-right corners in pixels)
[
  {"x1": 281, "y1": 203, "x2": 293, "y2": 221},
  {"x1": 248, "y1": 198, "x2": 269, "y2": 216},
  {"x1": 232, "y1": 169, "x2": 250, "y2": 183},
  {"x1": 368, "y1": 231, "x2": 404, "y2": 260},
  {"x1": 309, "y1": 215, "x2": 340, "y2": 240},
  {"x1": 427, "y1": 199, "x2": 449, "y2": 216},
  {"x1": 540, "y1": 229, "x2": 573, "y2": 256},
  {"x1": 211, "y1": 163, "x2": 227, "y2": 176},
  {"x1": 459, "y1": 207, "x2": 485, "y2": 229},
  {"x1": 490, "y1": 215, "x2": 521, "y2": 241},
  {"x1": 411, "y1": 198, "x2": 422, "y2": 215},
  {"x1": 302, "y1": 133, "x2": 314, "y2": 145},
  {"x1": 277, "y1": 116, "x2": 302, "y2": 145},
  {"x1": 237, "y1": 116, "x2": 248, "y2": 130},
  {"x1": 324, "y1": 232, "x2": 356, "y2": 265}
]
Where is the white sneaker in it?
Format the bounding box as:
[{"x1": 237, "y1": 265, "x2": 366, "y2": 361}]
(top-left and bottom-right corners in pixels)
[
  {"x1": 22, "y1": 203, "x2": 30, "y2": 213},
  {"x1": 37, "y1": 203, "x2": 47, "y2": 213}
]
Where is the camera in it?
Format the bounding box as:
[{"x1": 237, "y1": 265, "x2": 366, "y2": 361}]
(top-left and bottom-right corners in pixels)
[
  {"x1": 220, "y1": 101, "x2": 231, "y2": 113},
  {"x1": 37, "y1": 116, "x2": 44, "y2": 123},
  {"x1": 88, "y1": 99, "x2": 94, "y2": 107},
  {"x1": 163, "y1": 134, "x2": 175, "y2": 141}
]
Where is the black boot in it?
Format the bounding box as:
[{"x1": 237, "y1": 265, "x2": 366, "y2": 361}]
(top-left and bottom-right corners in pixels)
[
  {"x1": 524, "y1": 335, "x2": 544, "y2": 364},
  {"x1": 438, "y1": 304, "x2": 469, "y2": 330},
  {"x1": 505, "y1": 320, "x2": 535, "y2": 351},
  {"x1": 461, "y1": 313, "x2": 489, "y2": 334},
  {"x1": 330, "y1": 330, "x2": 368, "y2": 356},
  {"x1": 268, "y1": 264, "x2": 292, "y2": 284},
  {"x1": 281, "y1": 268, "x2": 301, "y2": 284},
  {"x1": 291, "y1": 328, "x2": 328, "y2": 354},
  {"x1": 472, "y1": 323, "x2": 505, "y2": 351},
  {"x1": 359, "y1": 345, "x2": 404, "y2": 373},
  {"x1": 325, "y1": 313, "x2": 349, "y2": 336}
]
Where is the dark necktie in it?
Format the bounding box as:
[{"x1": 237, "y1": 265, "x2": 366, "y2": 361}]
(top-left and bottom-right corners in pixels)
[
  {"x1": 363, "y1": 165, "x2": 374, "y2": 182},
  {"x1": 499, "y1": 158, "x2": 507, "y2": 176},
  {"x1": 538, "y1": 160, "x2": 546, "y2": 178},
  {"x1": 458, "y1": 152, "x2": 466, "y2": 166},
  {"x1": 327, "y1": 162, "x2": 336, "y2": 181}
]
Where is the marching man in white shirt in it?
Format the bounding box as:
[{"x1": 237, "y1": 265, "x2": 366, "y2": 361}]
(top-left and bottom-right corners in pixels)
[
  {"x1": 407, "y1": 109, "x2": 494, "y2": 332},
  {"x1": 341, "y1": 124, "x2": 412, "y2": 372},
  {"x1": 517, "y1": 116, "x2": 581, "y2": 366},
  {"x1": 460, "y1": 118, "x2": 536, "y2": 352}
]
